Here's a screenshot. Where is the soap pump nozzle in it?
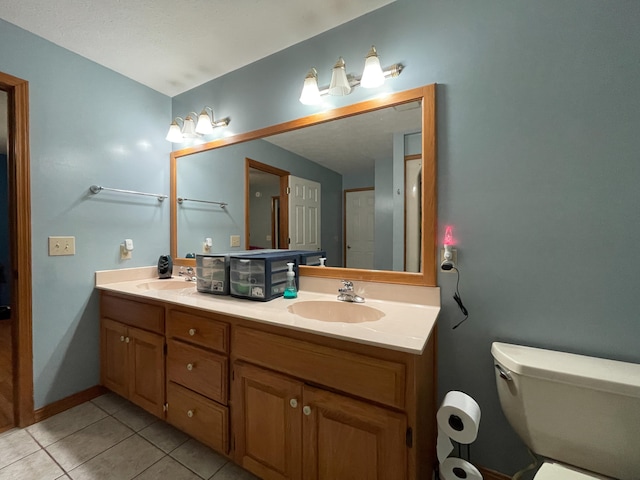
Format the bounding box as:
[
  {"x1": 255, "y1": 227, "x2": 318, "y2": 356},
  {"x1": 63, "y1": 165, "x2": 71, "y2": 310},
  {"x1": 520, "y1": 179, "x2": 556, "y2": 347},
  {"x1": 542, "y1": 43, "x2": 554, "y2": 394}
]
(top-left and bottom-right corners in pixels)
[{"x1": 284, "y1": 262, "x2": 297, "y2": 299}]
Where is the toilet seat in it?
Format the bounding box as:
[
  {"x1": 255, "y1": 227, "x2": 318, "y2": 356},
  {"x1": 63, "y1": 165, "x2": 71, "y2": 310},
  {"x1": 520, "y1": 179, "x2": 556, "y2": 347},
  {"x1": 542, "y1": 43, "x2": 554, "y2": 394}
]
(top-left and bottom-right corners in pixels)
[{"x1": 534, "y1": 461, "x2": 611, "y2": 480}]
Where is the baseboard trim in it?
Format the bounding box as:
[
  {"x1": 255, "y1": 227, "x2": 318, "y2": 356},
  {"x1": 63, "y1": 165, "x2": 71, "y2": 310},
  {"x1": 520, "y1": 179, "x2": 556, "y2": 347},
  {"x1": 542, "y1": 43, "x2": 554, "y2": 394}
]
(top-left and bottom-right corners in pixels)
[
  {"x1": 33, "y1": 385, "x2": 107, "y2": 423},
  {"x1": 478, "y1": 466, "x2": 511, "y2": 480}
]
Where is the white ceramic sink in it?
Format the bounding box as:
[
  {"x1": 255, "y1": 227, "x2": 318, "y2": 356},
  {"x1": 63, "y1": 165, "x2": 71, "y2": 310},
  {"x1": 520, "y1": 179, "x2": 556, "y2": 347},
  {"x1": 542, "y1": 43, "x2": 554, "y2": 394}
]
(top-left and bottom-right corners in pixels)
[
  {"x1": 136, "y1": 280, "x2": 195, "y2": 291},
  {"x1": 287, "y1": 300, "x2": 385, "y2": 323}
]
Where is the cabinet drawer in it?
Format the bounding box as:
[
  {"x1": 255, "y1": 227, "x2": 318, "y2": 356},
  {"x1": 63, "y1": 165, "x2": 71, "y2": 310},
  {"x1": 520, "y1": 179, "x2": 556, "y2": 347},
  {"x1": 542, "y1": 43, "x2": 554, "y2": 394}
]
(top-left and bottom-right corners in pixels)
[
  {"x1": 232, "y1": 327, "x2": 406, "y2": 409},
  {"x1": 166, "y1": 382, "x2": 229, "y2": 454},
  {"x1": 167, "y1": 339, "x2": 228, "y2": 404},
  {"x1": 167, "y1": 309, "x2": 229, "y2": 354},
  {"x1": 101, "y1": 294, "x2": 164, "y2": 334}
]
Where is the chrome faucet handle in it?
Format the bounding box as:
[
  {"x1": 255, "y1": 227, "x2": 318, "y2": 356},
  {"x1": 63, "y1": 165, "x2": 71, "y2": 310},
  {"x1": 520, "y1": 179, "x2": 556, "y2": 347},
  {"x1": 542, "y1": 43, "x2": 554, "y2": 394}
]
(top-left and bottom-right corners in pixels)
[{"x1": 340, "y1": 280, "x2": 353, "y2": 291}]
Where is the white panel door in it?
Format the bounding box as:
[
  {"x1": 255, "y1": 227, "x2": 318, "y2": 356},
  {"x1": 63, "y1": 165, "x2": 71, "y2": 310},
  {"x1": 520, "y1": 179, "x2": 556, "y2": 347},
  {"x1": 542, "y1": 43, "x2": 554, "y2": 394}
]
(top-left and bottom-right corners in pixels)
[
  {"x1": 288, "y1": 176, "x2": 321, "y2": 251},
  {"x1": 345, "y1": 189, "x2": 375, "y2": 269}
]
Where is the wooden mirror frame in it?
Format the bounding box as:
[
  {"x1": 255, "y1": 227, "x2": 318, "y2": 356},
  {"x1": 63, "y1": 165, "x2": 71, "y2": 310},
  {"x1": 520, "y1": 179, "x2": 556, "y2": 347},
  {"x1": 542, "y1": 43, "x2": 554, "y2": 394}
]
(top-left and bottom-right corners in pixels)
[{"x1": 170, "y1": 83, "x2": 437, "y2": 286}]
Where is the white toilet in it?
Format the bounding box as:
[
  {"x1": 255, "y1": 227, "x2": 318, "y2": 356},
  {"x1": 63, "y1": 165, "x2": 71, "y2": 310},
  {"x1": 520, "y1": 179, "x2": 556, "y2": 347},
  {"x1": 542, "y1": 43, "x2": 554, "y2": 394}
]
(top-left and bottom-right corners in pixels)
[{"x1": 491, "y1": 342, "x2": 640, "y2": 480}]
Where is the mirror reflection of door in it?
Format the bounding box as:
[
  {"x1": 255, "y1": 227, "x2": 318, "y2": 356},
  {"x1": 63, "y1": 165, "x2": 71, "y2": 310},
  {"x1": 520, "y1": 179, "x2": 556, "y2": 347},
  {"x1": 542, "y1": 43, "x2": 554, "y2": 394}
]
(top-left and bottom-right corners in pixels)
[
  {"x1": 344, "y1": 188, "x2": 375, "y2": 269},
  {"x1": 405, "y1": 155, "x2": 423, "y2": 273},
  {"x1": 246, "y1": 159, "x2": 289, "y2": 250},
  {"x1": 0, "y1": 88, "x2": 12, "y2": 431},
  {"x1": 288, "y1": 176, "x2": 321, "y2": 252}
]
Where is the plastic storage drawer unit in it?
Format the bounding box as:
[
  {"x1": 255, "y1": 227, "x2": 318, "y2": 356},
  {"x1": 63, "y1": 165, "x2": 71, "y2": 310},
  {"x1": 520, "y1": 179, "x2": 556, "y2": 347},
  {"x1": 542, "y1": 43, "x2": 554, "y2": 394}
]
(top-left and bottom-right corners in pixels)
[{"x1": 229, "y1": 251, "x2": 299, "y2": 301}]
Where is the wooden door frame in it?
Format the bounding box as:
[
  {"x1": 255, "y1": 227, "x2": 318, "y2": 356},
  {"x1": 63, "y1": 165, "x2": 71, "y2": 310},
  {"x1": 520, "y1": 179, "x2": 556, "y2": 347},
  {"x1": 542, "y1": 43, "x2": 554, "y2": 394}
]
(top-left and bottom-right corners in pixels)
[
  {"x1": 0, "y1": 71, "x2": 34, "y2": 427},
  {"x1": 343, "y1": 187, "x2": 374, "y2": 268},
  {"x1": 245, "y1": 158, "x2": 289, "y2": 250}
]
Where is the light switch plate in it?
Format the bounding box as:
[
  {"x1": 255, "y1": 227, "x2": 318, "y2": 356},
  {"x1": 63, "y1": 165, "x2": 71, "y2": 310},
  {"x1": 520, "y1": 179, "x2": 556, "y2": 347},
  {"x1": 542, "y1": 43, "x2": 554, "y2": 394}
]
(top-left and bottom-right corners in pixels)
[
  {"x1": 230, "y1": 235, "x2": 241, "y2": 247},
  {"x1": 49, "y1": 236, "x2": 76, "y2": 256}
]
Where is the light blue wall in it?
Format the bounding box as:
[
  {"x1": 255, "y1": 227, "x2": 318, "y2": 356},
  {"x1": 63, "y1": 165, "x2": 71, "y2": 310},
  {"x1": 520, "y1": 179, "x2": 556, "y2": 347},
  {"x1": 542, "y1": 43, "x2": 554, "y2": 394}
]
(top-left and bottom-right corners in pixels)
[
  {"x1": 173, "y1": 0, "x2": 640, "y2": 474},
  {"x1": 0, "y1": 19, "x2": 171, "y2": 408}
]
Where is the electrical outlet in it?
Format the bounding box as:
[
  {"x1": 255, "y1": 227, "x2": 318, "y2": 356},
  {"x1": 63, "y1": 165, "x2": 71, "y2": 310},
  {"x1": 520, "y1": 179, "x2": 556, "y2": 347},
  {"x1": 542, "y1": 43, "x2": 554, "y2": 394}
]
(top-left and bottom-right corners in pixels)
[
  {"x1": 440, "y1": 247, "x2": 457, "y2": 271},
  {"x1": 48, "y1": 236, "x2": 76, "y2": 256},
  {"x1": 230, "y1": 235, "x2": 241, "y2": 247},
  {"x1": 120, "y1": 244, "x2": 132, "y2": 260}
]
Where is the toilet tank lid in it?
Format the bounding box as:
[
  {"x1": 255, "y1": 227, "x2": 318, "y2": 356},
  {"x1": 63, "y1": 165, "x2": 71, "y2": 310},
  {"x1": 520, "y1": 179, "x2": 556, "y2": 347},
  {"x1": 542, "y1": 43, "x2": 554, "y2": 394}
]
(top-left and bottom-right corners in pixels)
[{"x1": 491, "y1": 342, "x2": 640, "y2": 398}]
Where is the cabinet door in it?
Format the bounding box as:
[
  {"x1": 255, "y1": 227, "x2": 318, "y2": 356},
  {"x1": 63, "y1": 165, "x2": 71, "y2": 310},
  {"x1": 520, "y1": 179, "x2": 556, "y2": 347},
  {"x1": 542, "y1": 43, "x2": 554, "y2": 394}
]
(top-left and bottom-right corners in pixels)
[
  {"x1": 100, "y1": 318, "x2": 128, "y2": 398},
  {"x1": 128, "y1": 325, "x2": 165, "y2": 417},
  {"x1": 303, "y1": 386, "x2": 407, "y2": 480},
  {"x1": 232, "y1": 362, "x2": 302, "y2": 480}
]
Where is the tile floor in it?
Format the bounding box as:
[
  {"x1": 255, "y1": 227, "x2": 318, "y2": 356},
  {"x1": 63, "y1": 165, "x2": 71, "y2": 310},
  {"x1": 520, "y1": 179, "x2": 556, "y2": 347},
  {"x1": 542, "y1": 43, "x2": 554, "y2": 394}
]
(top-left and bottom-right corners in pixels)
[{"x1": 0, "y1": 392, "x2": 260, "y2": 480}]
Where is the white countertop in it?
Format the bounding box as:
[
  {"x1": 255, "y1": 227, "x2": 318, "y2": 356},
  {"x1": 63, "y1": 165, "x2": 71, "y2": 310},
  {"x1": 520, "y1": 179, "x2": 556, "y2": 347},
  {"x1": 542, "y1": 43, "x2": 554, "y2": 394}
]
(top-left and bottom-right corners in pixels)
[{"x1": 95, "y1": 267, "x2": 440, "y2": 355}]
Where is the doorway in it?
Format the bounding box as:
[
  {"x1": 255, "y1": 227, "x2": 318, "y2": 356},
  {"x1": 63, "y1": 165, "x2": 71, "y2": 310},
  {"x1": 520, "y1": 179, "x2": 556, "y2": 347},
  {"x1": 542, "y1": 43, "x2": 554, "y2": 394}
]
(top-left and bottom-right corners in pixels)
[
  {"x1": 245, "y1": 158, "x2": 289, "y2": 250},
  {"x1": 0, "y1": 71, "x2": 34, "y2": 431},
  {"x1": 344, "y1": 188, "x2": 375, "y2": 269}
]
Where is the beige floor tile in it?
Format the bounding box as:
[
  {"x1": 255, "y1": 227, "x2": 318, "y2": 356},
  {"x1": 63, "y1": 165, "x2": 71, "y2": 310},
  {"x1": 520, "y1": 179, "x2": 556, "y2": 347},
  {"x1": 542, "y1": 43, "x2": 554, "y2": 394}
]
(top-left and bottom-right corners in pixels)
[
  {"x1": 138, "y1": 420, "x2": 189, "y2": 453},
  {"x1": 27, "y1": 402, "x2": 108, "y2": 447},
  {"x1": 46, "y1": 416, "x2": 134, "y2": 471},
  {"x1": 111, "y1": 402, "x2": 157, "y2": 432},
  {"x1": 0, "y1": 449, "x2": 64, "y2": 480},
  {"x1": 170, "y1": 439, "x2": 227, "y2": 479},
  {"x1": 68, "y1": 435, "x2": 163, "y2": 480},
  {"x1": 91, "y1": 392, "x2": 130, "y2": 415},
  {"x1": 0, "y1": 428, "x2": 41, "y2": 469},
  {"x1": 210, "y1": 462, "x2": 260, "y2": 480},
  {"x1": 134, "y1": 456, "x2": 201, "y2": 480}
]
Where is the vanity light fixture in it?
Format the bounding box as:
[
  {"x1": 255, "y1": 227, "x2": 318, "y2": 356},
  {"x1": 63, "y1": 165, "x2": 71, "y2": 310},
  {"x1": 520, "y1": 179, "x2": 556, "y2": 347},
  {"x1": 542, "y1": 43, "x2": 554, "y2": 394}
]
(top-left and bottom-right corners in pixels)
[
  {"x1": 166, "y1": 107, "x2": 230, "y2": 143},
  {"x1": 299, "y1": 45, "x2": 403, "y2": 105}
]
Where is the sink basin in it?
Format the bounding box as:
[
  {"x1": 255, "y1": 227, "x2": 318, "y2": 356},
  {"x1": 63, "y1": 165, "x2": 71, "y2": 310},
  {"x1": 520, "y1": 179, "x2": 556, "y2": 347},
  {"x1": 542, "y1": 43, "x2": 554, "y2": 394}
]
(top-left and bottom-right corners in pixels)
[
  {"x1": 287, "y1": 300, "x2": 385, "y2": 323},
  {"x1": 136, "y1": 280, "x2": 195, "y2": 291}
]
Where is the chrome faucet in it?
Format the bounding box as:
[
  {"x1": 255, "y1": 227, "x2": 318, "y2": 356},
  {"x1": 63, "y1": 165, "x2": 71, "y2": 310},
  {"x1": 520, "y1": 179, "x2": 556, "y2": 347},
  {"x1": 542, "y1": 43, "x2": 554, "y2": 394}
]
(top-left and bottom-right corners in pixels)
[
  {"x1": 179, "y1": 266, "x2": 196, "y2": 281},
  {"x1": 337, "y1": 280, "x2": 365, "y2": 303}
]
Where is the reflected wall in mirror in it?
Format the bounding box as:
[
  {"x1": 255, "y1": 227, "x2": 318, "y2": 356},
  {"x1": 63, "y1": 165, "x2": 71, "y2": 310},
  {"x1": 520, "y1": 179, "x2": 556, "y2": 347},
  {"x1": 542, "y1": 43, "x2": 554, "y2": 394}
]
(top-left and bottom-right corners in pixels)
[{"x1": 171, "y1": 84, "x2": 436, "y2": 286}]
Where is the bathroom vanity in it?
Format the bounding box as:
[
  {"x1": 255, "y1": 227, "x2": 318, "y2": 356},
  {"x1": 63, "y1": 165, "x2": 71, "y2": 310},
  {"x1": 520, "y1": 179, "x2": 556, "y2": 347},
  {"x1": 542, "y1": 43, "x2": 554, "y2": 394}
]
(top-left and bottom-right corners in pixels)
[{"x1": 97, "y1": 268, "x2": 439, "y2": 480}]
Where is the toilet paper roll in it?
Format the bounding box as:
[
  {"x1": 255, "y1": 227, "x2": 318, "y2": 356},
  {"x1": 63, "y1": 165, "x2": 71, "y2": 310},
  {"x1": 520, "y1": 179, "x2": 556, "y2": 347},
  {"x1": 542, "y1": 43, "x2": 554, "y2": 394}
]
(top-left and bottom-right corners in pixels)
[
  {"x1": 436, "y1": 426, "x2": 454, "y2": 464},
  {"x1": 440, "y1": 457, "x2": 483, "y2": 480},
  {"x1": 436, "y1": 391, "x2": 481, "y2": 445}
]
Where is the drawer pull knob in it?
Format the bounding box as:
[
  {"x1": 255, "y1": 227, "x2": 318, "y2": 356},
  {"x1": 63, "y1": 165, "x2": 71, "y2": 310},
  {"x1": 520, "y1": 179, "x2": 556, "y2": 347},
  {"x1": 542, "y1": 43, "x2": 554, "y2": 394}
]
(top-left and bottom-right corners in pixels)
[
  {"x1": 186, "y1": 363, "x2": 194, "y2": 371},
  {"x1": 120, "y1": 335, "x2": 125, "y2": 342},
  {"x1": 289, "y1": 399, "x2": 298, "y2": 408},
  {"x1": 187, "y1": 409, "x2": 194, "y2": 418},
  {"x1": 188, "y1": 328, "x2": 196, "y2": 336},
  {"x1": 125, "y1": 337, "x2": 130, "y2": 343},
  {"x1": 303, "y1": 406, "x2": 311, "y2": 416}
]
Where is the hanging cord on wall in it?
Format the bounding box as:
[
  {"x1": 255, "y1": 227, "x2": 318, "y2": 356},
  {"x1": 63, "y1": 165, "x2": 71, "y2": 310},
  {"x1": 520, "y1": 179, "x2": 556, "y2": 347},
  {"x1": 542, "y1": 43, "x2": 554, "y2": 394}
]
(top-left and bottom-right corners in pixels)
[{"x1": 451, "y1": 267, "x2": 469, "y2": 329}]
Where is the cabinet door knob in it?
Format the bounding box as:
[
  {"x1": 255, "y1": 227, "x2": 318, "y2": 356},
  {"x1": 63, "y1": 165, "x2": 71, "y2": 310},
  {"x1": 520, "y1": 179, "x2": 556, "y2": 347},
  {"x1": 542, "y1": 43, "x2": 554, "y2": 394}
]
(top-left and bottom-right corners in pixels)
[
  {"x1": 303, "y1": 406, "x2": 312, "y2": 416},
  {"x1": 120, "y1": 335, "x2": 125, "y2": 342},
  {"x1": 188, "y1": 328, "x2": 196, "y2": 336},
  {"x1": 125, "y1": 337, "x2": 130, "y2": 343},
  {"x1": 289, "y1": 398, "x2": 298, "y2": 408},
  {"x1": 187, "y1": 409, "x2": 194, "y2": 418},
  {"x1": 186, "y1": 363, "x2": 194, "y2": 371}
]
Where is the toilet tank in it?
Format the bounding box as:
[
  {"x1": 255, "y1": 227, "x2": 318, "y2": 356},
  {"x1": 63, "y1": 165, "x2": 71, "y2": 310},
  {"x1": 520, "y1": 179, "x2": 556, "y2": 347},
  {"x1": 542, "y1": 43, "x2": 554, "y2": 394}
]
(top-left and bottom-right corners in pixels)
[{"x1": 491, "y1": 342, "x2": 640, "y2": 480}]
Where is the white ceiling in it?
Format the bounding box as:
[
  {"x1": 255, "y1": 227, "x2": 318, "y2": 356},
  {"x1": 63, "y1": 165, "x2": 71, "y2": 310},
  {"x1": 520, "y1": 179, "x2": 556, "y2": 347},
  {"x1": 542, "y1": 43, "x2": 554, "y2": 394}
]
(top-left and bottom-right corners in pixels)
[{"x1": 0, "y1": 0, "x2": 395, "y2": 97}]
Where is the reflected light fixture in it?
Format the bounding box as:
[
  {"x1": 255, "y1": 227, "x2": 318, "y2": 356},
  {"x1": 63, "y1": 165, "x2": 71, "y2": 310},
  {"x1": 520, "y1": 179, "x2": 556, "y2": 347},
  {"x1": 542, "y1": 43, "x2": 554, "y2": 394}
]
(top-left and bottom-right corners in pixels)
[
  {"x1": 299, "y1": 45, "x2": 403, "y2": 104},
  {"x1": 166, "y1": 107, "x2": 230, "y2": 143}
]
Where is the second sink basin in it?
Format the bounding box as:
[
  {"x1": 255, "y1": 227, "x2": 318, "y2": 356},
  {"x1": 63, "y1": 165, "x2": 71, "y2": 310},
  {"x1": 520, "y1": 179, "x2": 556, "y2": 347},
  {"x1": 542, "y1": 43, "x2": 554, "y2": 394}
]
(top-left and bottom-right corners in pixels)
[
  {"x1": 136, "y1": 280, "x2": 195, "y2": 291},
  {"x1": 287, "y1": 300, "x2": 385, "y2": 323}
]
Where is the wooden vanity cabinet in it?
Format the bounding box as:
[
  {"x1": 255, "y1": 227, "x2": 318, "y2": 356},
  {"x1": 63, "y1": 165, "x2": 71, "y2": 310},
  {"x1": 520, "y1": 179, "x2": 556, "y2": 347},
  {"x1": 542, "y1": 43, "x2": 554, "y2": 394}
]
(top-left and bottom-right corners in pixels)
[
  {"x1": 100, "y1": 293, "x2": 165, "y2": 417},
  {"x1": 232, "y1": 362, "x2": 407, "y2": 480},
  {"x1": 165, "y1": 307, "x2": 231, "y2": 454},
  {"x1": 231, "y1": 325, "x2": 436, "y2": 480}
]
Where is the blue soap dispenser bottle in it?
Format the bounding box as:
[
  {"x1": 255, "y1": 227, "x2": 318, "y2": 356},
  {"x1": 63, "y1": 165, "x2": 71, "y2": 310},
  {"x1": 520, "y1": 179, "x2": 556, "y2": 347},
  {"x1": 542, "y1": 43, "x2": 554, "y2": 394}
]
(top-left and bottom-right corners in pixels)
[{"x1": 283, "y1": 262, "x2": 298, "y2": 299}]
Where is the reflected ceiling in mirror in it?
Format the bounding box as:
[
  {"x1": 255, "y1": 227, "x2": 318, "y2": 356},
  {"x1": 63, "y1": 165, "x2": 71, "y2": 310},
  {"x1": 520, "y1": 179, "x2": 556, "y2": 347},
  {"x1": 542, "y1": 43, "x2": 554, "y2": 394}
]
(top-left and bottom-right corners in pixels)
[{"x1": 171, "y1": 84, "x2": 437, "y2": 286}]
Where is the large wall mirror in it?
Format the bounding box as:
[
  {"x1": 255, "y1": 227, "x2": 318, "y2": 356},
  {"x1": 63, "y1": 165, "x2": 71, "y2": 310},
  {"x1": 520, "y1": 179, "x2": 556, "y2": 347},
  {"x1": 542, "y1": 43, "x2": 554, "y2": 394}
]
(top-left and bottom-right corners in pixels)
[{"x1": 171, "y1": 84, "x2": 436, "y2": 286}]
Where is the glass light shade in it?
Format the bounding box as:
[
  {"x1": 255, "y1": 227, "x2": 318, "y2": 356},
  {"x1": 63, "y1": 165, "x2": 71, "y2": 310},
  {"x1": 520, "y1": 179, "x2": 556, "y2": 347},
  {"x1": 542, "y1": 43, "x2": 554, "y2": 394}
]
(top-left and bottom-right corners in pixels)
[
  {"x1": 299, "y1": 69, "x2": 321, "y2": 105},
  {"x1": 181, "y1": 115, "x2": 199, "y2": 138},
  {"x1": 165, "y1": 122, "x2": 183, "y2": 143},
  {"x1": 328, "y1": 57, "x2": 351, "y2": 96},
  {"x1": 196, "y1": 110, "x2": 214, "y2": 135},
  {"x1": 360, "y1": 46, "x2": 385, "y2": 89}
]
